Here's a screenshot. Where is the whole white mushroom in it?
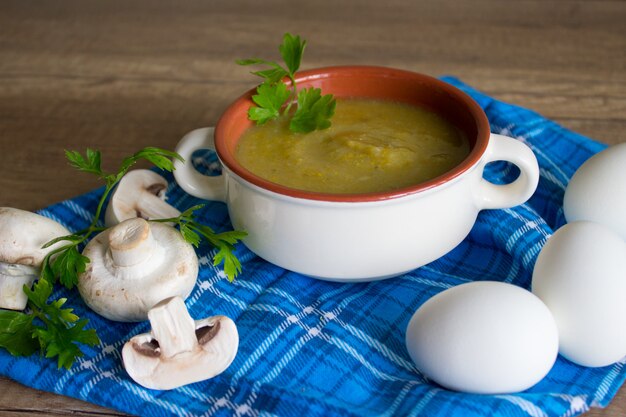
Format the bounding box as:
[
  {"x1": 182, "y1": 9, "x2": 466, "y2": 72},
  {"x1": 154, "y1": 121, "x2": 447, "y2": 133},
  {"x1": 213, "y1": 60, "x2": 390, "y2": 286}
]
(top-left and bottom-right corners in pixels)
[
  {"x1": 77, "y1": 217, "x2": 198, "y2": 322},
  {"x1": 0, "y1": 207, "x2": 70, "y2": 310}
]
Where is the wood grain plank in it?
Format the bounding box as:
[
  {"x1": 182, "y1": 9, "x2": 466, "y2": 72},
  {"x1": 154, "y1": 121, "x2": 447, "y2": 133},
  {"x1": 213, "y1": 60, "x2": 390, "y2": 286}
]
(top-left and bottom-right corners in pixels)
[{"x1": 0, "y1": 377, "x2": 128, "y2": 416}]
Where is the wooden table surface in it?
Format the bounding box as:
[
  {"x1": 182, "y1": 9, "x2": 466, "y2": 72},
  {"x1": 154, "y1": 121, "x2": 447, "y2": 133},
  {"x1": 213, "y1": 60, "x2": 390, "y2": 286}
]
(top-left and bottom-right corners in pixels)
[{"x1": 1, "y1": 1, "x2": 624, "y2": 415}]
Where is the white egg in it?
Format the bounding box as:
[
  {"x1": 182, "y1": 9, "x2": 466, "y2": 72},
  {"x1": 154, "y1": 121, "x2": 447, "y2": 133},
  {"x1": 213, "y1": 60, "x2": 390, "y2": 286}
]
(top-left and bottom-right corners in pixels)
[
  {"x1": 563, "y1": 143, "x2": 626, "y2": 240},
  {"x1": 532, "y1": 221, "x2": 626, "y2": 367},
  {"x1": 405, "y1": 281, "x2": 558, "y2": 394}
]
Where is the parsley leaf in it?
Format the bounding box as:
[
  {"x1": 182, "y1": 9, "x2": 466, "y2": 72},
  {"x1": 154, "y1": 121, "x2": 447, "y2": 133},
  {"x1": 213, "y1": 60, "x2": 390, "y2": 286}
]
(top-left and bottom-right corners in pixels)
[
  {"x1": 24, "y1": 278, "x2": 54, "y2": 307},
  {"x1": 237, "y1": 59, "x2": 288, "y2": 84},
  {"x1": 0, "y1": 310, "x2": 38, "y2": 356},
  {"x1": 251, "y1": 67, "x2": 289, "y2": 85},
  {"x1": 279, "y1": 33, "x2": 306, "y2": 76},
  {"x1": 190, "y1": 225, "x2": 246, "y2": 281},
  {"x1": 237, "y1": 33, "x2": 335, "y2": 134},
  {"x1": 43, "y1": 318, "x2": 98, "y2": 369},
  {"x1": 50, "y1": 246, "x2": 90, "y2": 289},
  {"x1": 180, "y1": 222, "x2": 201, "y2": 247},
  {"x1": 151, "y1": 205, "x2": 247, "y2": 281},
  {"x1": 65, "y1": 149, "x2": 104, "y2": 179},
  {"x1": 249, "y1": 82, "x2": 291, "y2": 124},
  {"x1": 236, "y1": 58, "x2": 268, "y2": 66},
  {"x1": 24, "y1": 279, "x2": 100, "y2": 369},
  {"x1": 213, "y1": 243, "x2": 243, "y2": 282},
  {"x1": 290, "y1": 87, "x2": 336, "y2": 133},
  {"x1": 117, "y1": 147, "x2": 183, "y2": 185}
]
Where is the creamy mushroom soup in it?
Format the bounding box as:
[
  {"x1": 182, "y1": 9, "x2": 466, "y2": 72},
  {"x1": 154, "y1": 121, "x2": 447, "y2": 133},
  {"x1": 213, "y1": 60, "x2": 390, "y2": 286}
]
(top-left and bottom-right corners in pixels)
[{"x1": 235, "y1": 99, "x2": 470, "y2": 194}]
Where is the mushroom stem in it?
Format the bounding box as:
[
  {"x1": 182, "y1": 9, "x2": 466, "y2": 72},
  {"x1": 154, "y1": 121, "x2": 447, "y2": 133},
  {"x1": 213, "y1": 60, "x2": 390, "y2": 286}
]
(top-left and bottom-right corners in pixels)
[
  {"x1": 108, "y1": 218, "x2": 158, "y2": 267},
  {"x1": 0, "y1": 262, "x2": 39, "y2": 310},
  {"x1": 148, "y1": 297, "x2": 197, "y2": 358}
]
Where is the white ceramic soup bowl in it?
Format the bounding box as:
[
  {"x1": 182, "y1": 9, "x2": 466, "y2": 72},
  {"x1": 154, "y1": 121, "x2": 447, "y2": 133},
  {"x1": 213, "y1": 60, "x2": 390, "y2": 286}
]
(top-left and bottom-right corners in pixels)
[{"x1": 173, "y1": 66, "x2": 539, "y2": 282}]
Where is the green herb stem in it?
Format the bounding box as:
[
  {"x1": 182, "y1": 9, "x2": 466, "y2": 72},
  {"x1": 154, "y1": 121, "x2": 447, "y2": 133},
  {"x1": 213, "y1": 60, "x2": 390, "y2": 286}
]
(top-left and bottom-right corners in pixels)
[{"x1": 91, "y1": 184, "x2": 115, "y2": 230}]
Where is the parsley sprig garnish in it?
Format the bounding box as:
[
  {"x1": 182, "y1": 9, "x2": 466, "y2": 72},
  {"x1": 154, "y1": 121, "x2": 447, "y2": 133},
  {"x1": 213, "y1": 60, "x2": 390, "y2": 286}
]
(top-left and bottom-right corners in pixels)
[
  {"x1": 0, "y1": 147, "x2": 246, "y2": 369},
  {"x1": 152, "y1": 205, "x2": 247, "y2": 281},
  {"x1": 40, "y1": 147, "x2": 185, "y2": 290},
  {"x1": 237, "y1": 33, "x2": 336, "y2": 133}
]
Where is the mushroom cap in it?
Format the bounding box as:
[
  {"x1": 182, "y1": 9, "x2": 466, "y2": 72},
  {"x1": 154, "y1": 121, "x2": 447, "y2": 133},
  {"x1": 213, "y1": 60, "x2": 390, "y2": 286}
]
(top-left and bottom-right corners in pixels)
[
  {"x1": 105, "y1": 169, "x2": 181, "y2": 226},
  {"x1": 122, "y1": 315, "x2": 239, "y2": 390},
  {"x1": 77, "y1": 219, "x2": 198, "y2": 322},
  {"x1": 0, "y1": 207, "x2": 70, "y2": 267}
]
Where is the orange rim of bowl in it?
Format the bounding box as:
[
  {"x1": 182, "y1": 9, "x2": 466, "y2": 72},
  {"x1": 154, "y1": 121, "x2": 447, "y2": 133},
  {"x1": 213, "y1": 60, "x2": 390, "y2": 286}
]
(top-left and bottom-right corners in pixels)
[{"x1": 214, "y1": 66, "x2": 490, "y2": 203}]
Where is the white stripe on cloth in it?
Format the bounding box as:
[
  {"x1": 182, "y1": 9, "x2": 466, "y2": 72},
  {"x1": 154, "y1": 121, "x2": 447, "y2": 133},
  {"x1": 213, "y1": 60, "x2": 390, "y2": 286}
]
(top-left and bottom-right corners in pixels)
[
  {"x1": 265, "y1": 286, "x2": 418, "y2": 371},
  {"x1": 220, "y1": 283, "x2": 391, "y2": 414},
  {"x1": 504, "y1": 259, "x2": 522, "y2": 284},
  {"x1": 207, "y1": 380, "x2": 265, "y2": 417},
  {"x1": 407, "y1": 388, "x2": 439, "y2": 417},
  {"x1": 592, "y1": 359, "x2": 626, "y2": 405},
  {"x1": 380, "y1": 380, "x2": 420, "y2": 417},
  {"x1": 540, "y1": 169, "x2": 567, "y2": 191},
  {"x1": 549, "y1": 394, "x2": 589, "y2": 417},
  {"x1": 494, "y1": 395, "x2": 549, "y2": 417},
  {"x1": 328, "y1": 336, "x2": 422, "y2": 383},
  {"x1": 37, "y1": 209, "x2": 68, "y2": 228},
  {"x1": 61, "y1": 200, "x2": 102, "y2": 227},
  {"x1": 419, "y1": 266, "x2": 473, "y2": 283},
  {"x1": 502, "y1": 207, "x2": 551, "y2": 269},
  {"x1": 179, "y1": 384, "x2": 258, "y2": 417},
  {"x1": 90, "y1": 371, "x2": 196, "y2": 416},
  {"x1": 404, "y1": 275, "x2": 457, "y2": 289}
]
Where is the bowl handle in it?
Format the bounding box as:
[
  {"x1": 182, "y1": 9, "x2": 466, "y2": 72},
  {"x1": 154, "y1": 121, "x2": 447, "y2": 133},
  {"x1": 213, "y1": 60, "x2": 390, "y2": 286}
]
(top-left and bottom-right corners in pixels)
[
  {"x1": 173, "y1": 127, "x2": 226, "y2": 202},
  {"x1": 473, "y1": 133, "x2": 540, "y2": 210}
]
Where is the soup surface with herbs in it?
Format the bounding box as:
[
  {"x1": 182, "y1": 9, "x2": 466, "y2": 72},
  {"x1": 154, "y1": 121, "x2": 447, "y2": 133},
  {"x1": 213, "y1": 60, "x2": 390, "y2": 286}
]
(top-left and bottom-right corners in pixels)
[{"x1": 235, "y1": 99, "x2": 471, "y2": 194}]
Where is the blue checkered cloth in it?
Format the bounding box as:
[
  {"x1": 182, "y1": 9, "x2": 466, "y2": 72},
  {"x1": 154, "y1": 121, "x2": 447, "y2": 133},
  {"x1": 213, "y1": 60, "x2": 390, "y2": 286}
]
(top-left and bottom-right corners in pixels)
[{"x1": 1, "y1": 77, "x2": 623, "y2": 417}]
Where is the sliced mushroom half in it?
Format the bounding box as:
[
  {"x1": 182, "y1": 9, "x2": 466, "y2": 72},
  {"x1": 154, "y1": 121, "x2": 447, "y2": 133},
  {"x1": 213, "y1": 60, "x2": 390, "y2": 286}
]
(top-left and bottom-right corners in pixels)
[
  {"x1": 0, "y1": 207, "x2": 70, "y2": 310},
  {"x1": 105, "y1": 169, "x2": 181, "y2": 226},
  {"x1": 122, "y1": 296, "x2": 239, "y2": 390}
]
